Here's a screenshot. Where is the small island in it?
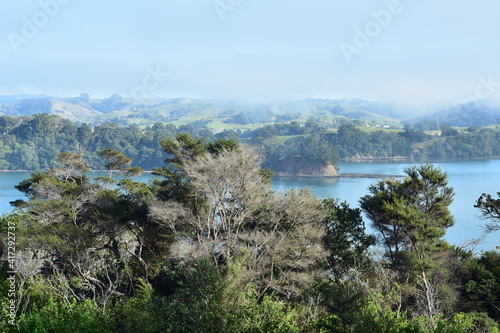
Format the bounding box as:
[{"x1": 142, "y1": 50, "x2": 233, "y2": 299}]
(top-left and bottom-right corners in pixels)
[{"x1": 272, "y1": 156, "x2": 402, "y2": 178}]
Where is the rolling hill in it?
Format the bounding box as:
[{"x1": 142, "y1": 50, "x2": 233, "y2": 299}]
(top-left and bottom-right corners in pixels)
[
  {"x1": 2, "y1": 94, "x2": 500, "y2": 131},
  {"x1": 405, "y1": 100, "x2": 500, "y2": 129},
  {"x1": 0, "y1": 94, "x2": 404, "y2": 129}
]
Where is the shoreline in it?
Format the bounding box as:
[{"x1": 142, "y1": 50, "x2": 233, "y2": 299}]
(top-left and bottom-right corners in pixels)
[
  {"x1": 2, "y1": 156, "x2": 500, "y2": 174},
  {"x1": 342, "y1": 155, "x2": 500, "y2": 161}
]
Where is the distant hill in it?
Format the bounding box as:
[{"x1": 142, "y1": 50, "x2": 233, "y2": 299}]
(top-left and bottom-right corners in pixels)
[
  {"x1": 5, "y1": 94, "x2": 500, "y2": 131},
  {"x1": 0, "y1": 94, "x2": 54, "y2": 104},
  {"x1": 51, "y1": 100, "x2": 103, "y2": 121},
  {"x1": 406, "y1": 101, "x2": 500, "y2": 129},
  {"x1": 0, "y1": 95, "x2": 406, "y2": 129}
]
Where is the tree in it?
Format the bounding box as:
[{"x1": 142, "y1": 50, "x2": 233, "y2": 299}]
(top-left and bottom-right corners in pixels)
[
  {"x1": 450, "y1": 248, "x2": 500, "y2": 324},
  {"x1": 441, "y1": 125, "x2": 459, "y2": 137},
  {"x1": 475, "y1": 192, "x2": 500, "y2": 234},
  {"x1": 98, "y1": 148, "x2": 142, "y2": 180},
  {"x1": 149, "y1": 141, "x2": 327, "y2": 298},
  {"x1": 359, "y1": 164, "x2": 456, "y2": 323},
  {"x1": 322, "y1": 198, "x2": 375, "y2": 280},
  {"x1": 359, "y1": 164, "x2": 455, "y2": 272},
  {"x1": 53, "y1": 152, "x2": 89, "y2": 182},
  {"x1": 9, "y1": 150, "x2": 166, "y2": 319},
  {"x1": 151, "y1": 133, "x2": 207, "y2": 202}
]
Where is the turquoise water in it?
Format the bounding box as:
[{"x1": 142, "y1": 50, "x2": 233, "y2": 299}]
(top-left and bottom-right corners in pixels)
[
  {"x1": 0, "y1": 172, "x2": 31, "y2": 213},
  {"x1": 1, "y1": 159, "x2": 499, "y2": 252},
  {"x1": 274, "y1": 159, "x2": 500, "y2": 252}
]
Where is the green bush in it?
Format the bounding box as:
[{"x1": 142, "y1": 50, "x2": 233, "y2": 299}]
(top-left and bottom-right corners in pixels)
[{"x1": 8, "y1": 299, "x2": 113, "y2": 333}]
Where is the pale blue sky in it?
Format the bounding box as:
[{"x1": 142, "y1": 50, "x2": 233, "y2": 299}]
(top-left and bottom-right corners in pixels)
[{"x1": 1, "y1": 0, "x2": 500, "y2": 107}]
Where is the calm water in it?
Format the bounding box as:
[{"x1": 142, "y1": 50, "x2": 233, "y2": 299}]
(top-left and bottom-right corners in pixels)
[
  {"x1": 274, "y1": 159, "x2": 500, "y2": 252},
  {"x1": 1, "y1": 159, "x2": 499, "y2": 252}
]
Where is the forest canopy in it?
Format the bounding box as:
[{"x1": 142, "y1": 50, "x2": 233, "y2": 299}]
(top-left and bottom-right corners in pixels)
[
  {"x1": 2, "y1": 114, "x2": 500, "y2": 172},
  {"x1": 0, "y1": 137, "x2": 499, "y2": 332}
]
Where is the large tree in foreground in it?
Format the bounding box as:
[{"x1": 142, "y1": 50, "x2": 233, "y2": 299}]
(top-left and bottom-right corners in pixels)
[
  {"x1": 360, "y1": 164, "x2": 456, "y2": 321},
  {"x1": 149, "y1": 136, "x2": 327, "y2": 298},
  {"x1": 359, "y1": 164, "x2": 455, "y2": 272},
  {"x1": 10, "y1": 150, "x2": 171, "y2": 316}
]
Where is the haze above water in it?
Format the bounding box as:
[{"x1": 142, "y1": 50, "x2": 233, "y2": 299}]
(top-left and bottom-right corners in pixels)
[{"x1": 1, "y1": 159, "x2": 498, "y2": 253}]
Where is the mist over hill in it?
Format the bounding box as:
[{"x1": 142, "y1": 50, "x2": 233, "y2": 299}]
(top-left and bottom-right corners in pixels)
[
  {"x1": 405, "y1": 100, "x2": 500, "y2": 129},
  {"x1": 1, "y1": 94, "x2": 500, "y2": 130}
]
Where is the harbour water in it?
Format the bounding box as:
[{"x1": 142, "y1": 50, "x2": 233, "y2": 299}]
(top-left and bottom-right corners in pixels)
[{"x1": 1, "y1": 159, "x2": 498, "y2": 252}]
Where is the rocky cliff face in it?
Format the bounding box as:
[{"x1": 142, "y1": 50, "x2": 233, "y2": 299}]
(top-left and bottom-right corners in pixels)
[{"x1": 273, "y1": 157, "x2": 338, "y2": 177}]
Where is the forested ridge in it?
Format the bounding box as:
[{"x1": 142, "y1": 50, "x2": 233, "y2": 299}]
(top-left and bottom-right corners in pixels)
[
  {"x1": 0, "y1": 133, "x2": 499, "y2": 332},
  {"x1": 2, "y1": 114, "x2": 500, "y2": 173}
]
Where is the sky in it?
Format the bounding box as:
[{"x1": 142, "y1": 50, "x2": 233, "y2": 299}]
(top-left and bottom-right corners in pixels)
[{"x1": 1, "y1": 0, "x2": 500, "y2": 108}]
